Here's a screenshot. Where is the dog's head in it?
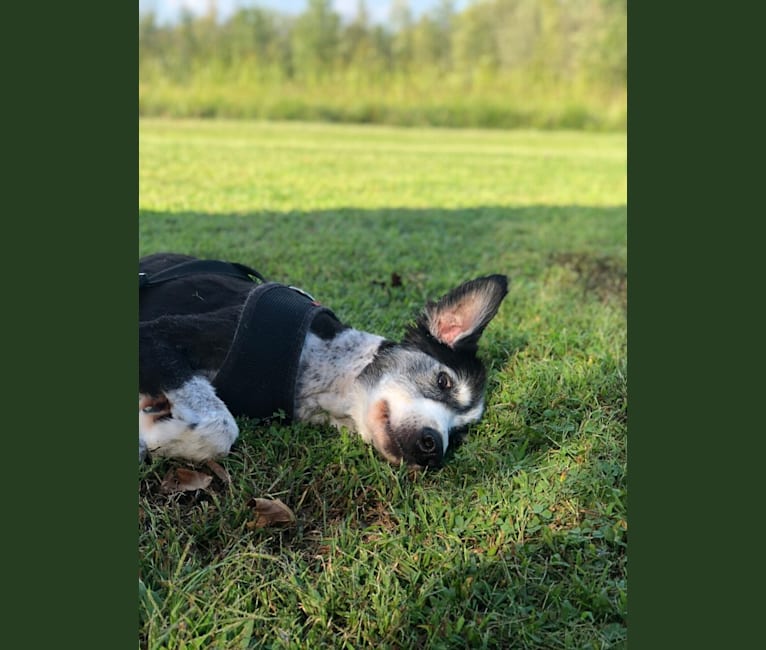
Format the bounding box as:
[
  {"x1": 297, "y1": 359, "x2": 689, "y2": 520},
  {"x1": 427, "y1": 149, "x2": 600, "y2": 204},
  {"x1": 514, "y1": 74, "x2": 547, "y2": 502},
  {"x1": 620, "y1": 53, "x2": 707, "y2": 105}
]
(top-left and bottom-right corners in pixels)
[{"x1": 357, "y1": 275, "x2": 508, "y2": 468}]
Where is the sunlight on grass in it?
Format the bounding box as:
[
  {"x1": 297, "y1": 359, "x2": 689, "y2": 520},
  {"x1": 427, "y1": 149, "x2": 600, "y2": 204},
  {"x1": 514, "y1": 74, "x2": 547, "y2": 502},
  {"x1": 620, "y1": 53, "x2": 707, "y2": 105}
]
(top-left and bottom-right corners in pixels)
[{"x1": 140, "y1": 119, "x2": 626, "y2": 213}]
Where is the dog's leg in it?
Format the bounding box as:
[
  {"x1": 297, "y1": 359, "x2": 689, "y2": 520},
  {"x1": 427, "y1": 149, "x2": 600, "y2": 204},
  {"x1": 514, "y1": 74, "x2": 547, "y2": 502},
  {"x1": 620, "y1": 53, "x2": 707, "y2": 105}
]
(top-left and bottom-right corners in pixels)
[
  {"x1": 139, "y1": 376, "x2": 239, "y2": 463},
  {"x1": 139, "y1": 308, "x2": 242, "y2": 462}
]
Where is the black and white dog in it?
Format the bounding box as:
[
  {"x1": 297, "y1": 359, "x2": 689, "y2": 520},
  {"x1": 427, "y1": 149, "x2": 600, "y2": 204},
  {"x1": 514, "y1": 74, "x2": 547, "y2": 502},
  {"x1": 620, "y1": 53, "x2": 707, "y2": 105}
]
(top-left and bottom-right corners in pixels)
[{"x1": 139, "y1": 253, "x2": 507, "y2": 469}]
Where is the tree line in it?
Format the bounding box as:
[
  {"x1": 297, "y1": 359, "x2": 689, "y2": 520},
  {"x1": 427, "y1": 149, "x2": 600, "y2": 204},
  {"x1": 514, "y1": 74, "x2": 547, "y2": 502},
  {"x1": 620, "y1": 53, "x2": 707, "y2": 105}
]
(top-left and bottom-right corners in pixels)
[{"x1": 139, "y1": 0, "x2": 626, "y2": 130}]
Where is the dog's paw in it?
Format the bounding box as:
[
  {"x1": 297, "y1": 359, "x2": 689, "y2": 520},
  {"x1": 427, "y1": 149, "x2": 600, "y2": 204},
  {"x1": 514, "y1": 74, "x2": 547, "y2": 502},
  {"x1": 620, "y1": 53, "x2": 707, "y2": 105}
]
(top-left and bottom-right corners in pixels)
[
  {"x1": 139, "y1": 377, "x2": 239, "y2": 462},
  {"x1": 170, "y1": 399, "x2": 239, "y2": 447}
]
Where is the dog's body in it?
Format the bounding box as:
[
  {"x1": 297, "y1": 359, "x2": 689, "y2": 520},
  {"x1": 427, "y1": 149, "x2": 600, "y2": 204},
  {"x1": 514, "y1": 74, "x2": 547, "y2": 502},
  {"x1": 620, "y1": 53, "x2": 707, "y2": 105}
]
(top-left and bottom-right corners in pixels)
[{"x1": 139, "y1": 253, "x2": 507, "y2": 468}]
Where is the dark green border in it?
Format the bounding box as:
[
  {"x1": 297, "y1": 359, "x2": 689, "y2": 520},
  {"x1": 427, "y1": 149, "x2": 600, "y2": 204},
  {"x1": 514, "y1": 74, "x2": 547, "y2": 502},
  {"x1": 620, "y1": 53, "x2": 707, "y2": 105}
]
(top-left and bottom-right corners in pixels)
[
  {"x1": 628, "y1": 2, "x2": 761, "y2": 647},
  {"x1": 628, "y1": 2, "x2": 678, "y2": 645},
  {"x1": 4, "y1": 3, "x2": 135, "y2": 648}
]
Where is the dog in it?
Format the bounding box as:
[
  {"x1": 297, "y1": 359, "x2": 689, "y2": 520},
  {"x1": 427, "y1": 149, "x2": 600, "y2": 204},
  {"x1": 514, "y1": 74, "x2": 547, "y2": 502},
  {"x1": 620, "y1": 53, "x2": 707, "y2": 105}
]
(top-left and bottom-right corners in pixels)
[{"x1": 139, "y1": 253, "x2": 508, "y2": 469}]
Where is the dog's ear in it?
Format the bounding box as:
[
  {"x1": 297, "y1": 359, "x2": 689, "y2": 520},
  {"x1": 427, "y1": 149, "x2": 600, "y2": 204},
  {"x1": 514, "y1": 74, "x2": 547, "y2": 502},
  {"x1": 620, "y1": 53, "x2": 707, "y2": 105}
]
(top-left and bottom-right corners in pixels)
[{"x1": 420, "y1": 275, "x2": 508, "y2": 351}]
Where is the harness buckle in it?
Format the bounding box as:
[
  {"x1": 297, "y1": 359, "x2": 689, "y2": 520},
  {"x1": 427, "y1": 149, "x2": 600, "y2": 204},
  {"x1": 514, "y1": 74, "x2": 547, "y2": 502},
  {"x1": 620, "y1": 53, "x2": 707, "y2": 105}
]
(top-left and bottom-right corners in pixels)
[{"x1": 288, "y1": 286, "x2": 319, "y2": 304}]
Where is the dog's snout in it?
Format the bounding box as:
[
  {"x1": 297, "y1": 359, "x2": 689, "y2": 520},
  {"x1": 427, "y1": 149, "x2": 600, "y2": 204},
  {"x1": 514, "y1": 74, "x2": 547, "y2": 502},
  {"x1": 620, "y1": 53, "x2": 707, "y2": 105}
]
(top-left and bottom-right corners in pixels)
[{"x1": 412, "y1": 427, "x2": 443, "y2": 468}]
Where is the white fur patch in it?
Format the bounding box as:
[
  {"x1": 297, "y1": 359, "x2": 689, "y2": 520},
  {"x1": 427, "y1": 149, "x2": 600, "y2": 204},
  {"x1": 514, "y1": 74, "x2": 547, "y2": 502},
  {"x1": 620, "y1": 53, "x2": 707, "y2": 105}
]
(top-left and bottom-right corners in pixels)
[
  {"x1": 451, "y1": 374, "x2": 473, "y2": 408},
  {"x1": 139, "y1": 376, "x2": 239, "y2": 462},
  {"x1": 453, "y1": 401, "x2": 485, "y2": 429}
]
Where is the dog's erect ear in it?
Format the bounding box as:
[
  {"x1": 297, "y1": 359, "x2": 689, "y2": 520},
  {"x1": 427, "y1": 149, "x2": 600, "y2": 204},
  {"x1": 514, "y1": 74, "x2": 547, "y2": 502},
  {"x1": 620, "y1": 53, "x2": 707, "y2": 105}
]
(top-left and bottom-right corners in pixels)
[{"x1": 421, "y1": 275, "x2": 508, "y2": 351}]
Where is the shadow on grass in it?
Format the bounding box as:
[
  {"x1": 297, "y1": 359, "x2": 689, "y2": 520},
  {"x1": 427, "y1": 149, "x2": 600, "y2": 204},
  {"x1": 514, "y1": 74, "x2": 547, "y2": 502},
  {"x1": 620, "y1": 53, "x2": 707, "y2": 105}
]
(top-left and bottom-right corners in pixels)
[{"x1": 140, "y1": 204, "x2": 626, "y2": 318}]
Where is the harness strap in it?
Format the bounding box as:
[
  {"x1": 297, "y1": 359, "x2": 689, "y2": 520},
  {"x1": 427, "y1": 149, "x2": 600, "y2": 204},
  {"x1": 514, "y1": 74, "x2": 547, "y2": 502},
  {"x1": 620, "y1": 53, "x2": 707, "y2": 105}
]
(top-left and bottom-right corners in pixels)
[
  {"x1": 139, "y1": 259, "x2": 266, "y2": 289},
  {"x1": 212, "y1": 283, "x2": 337, "y2": 421}
]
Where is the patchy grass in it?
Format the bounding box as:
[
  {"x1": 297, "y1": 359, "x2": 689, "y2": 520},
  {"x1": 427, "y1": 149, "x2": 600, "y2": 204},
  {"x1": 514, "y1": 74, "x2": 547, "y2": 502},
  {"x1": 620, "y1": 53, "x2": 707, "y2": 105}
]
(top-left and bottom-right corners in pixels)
[{"x1": 139, "y1": 119, "x2": 627, "y2": 649}]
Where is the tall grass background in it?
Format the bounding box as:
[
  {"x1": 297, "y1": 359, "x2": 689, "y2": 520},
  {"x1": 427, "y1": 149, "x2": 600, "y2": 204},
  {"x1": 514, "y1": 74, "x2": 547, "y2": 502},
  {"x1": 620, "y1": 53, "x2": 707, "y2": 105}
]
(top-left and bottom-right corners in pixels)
[{"x1": 139, "y1": 0, "x2": 627, "y2": 131}]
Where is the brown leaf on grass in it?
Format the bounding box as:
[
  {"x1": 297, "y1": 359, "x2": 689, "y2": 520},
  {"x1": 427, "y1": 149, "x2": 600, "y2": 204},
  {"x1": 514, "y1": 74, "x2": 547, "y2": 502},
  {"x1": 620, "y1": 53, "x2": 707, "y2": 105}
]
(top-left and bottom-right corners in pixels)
[
  {"x1": 246, "y1": 498, "x2": 296, "y2": 529},
  {"x1": 205, "y1": 459, "x2": 231, "y2": 484},
  {"x1": 160, "y1": 467, "x2": 213, "y2": 494},
  {"x1": 371, "y1": 272, "x2": 403, "y2": 289}
]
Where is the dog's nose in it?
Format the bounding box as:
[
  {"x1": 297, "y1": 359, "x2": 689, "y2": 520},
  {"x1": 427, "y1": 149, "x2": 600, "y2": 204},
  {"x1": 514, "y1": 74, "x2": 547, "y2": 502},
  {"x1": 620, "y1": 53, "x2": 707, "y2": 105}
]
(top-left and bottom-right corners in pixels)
[{"x1": 412, "y1": 427, "x2": 443, "y2": 468}]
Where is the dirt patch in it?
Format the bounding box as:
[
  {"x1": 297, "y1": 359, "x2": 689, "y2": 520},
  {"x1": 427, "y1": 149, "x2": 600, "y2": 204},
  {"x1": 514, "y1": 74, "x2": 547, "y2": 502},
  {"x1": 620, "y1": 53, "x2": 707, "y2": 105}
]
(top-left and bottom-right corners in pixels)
[{"x1": 551, "y1": 252, "x2": 627, "y2": 308}]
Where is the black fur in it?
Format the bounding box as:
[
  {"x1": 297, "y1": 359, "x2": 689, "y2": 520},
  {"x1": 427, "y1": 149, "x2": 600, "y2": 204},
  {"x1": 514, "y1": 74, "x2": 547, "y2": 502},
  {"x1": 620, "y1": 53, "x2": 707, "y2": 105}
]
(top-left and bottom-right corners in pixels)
[{"x1": 140, "y1": 254, "x2": 251, "y2": 395}]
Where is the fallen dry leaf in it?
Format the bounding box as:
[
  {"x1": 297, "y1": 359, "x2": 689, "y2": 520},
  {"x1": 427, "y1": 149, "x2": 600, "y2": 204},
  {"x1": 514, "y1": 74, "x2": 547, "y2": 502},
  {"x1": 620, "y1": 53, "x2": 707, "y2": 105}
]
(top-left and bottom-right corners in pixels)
[
  {"x1": 160, "y1": 467, "x2": 213, "y2": 494},
  {"x1": 247, "y1": 498, "x2": 296, "y2": 529},
  {"x1": 205, "y1": 459, "x2": 231, "y2": 484}
]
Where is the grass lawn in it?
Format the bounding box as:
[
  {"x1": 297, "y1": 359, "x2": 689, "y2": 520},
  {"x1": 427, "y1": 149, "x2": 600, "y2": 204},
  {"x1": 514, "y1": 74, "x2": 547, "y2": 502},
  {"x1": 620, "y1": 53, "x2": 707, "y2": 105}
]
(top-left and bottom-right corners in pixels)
[{"x1": 139, "y1": 118, "x2": 627, "y2": 649}]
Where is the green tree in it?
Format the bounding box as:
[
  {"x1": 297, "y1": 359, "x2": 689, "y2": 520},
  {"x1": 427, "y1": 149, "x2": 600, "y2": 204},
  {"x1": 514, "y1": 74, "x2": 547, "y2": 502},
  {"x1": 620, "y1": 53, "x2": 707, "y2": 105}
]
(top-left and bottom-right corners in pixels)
[
  {"x1": 291, "y1": 0, "x2": 341, "y2": 81},
  {"x1": 390, "y1": 0, "x2": 414, "y2": 73},
  {"x1": 452, "y1": 0, "x2": 499, "y2": 84}
]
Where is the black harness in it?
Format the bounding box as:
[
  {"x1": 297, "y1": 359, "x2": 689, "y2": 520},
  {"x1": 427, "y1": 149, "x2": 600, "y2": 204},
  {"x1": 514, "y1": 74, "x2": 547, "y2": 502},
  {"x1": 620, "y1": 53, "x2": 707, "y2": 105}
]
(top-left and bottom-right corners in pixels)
[
  {"x1": 139, "y1": 259, "x2": 338, "y2": 421},
  {"x1": 139, "y1": 258, "x2": 268, "y2": 289}
]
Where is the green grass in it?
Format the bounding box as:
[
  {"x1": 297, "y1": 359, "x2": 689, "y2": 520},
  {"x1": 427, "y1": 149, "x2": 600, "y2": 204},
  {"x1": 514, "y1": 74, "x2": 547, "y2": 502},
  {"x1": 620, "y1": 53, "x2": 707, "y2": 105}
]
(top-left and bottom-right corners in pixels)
[{"x1": 139, "y1": 119, "x2": 627, "y2": 649}]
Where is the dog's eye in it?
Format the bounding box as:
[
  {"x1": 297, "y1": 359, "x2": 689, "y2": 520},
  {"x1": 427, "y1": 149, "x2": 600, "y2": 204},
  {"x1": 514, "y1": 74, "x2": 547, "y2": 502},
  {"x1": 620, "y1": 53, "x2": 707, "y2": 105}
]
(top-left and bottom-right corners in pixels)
[{"x1": 437, "y1": 371, "x2": 452, "y2": 391}]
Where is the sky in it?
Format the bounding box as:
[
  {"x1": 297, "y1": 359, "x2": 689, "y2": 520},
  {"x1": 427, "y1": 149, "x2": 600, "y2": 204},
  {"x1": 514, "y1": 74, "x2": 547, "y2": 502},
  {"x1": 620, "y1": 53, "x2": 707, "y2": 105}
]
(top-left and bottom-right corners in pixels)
[{"x1": 138, "y1": 0, "x2": 470, "y2": 26}]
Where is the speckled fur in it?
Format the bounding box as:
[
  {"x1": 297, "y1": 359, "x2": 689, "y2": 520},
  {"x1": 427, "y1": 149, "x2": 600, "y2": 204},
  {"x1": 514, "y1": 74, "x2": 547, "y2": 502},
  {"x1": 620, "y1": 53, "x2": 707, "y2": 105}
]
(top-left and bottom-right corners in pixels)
[{"x1": 294, "y1": 329, "x2": 385, "y2": 428}]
